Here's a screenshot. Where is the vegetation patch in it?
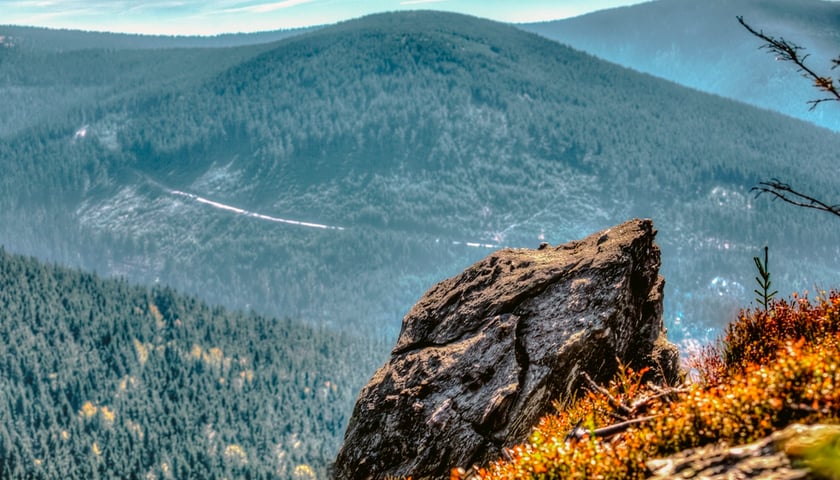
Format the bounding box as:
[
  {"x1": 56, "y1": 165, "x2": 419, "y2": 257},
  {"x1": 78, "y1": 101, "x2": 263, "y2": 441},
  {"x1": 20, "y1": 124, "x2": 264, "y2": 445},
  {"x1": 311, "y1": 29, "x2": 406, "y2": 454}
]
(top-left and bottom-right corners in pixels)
[{"x1": 458, "y1": 291, "x2": 840, "y2": 479}]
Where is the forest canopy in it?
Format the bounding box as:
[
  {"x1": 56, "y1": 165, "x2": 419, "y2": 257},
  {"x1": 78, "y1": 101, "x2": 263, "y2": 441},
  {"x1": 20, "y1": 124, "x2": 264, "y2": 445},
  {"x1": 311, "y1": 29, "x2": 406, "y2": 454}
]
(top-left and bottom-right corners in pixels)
[{"x1": 0, "y1": 248, "x2": 383, "y2": 478}]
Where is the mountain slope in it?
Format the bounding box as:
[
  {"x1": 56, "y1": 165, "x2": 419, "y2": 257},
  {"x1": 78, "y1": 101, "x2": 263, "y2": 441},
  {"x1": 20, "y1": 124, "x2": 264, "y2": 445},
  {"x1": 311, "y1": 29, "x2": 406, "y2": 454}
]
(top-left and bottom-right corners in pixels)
[
  {"x1": 519, "y1": 0, "x2": 840, "y2": 131},
  {"x1": 0, "y1": 23, "x2": 313, "y2": 138},
  {"x1": 1, "y1": 11, "x2": 839, "y2": 344},
  {"x1": 0, "y1": 36, "x2": 284, "y2": 138},
  {"x1": 0, "y1": 247, "x2": 381, "y2": 477}
]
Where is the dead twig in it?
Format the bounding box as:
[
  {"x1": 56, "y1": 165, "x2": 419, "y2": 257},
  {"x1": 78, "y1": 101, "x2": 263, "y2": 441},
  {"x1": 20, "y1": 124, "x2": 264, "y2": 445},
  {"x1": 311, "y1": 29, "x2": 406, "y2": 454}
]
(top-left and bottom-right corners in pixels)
[
  {"x1": 580, "y1": 371, "x2": 689, "y2": 419},
  {"x1": 752, "y1": 179, "x2": 840, "y2": 219},
  {"x1": 565, "y1": 415, "x2": 660, "y2": 441},
  {"x1": 571, "y1": 372, "x2": 688, "y2": 442},
  {"x1": 738, "y1": 16, "x2": 840, "y2": 110},
  {"x1": 581, "y1": 371, "x2": 633, "y2": 418}
]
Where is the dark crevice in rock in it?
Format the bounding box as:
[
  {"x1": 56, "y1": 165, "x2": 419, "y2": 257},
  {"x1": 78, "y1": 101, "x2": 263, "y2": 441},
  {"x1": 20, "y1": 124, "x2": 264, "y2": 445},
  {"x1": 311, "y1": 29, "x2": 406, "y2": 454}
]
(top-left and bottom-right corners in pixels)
[{"x1": 512, "y1": 313, "x2": 529, "y2": 417}]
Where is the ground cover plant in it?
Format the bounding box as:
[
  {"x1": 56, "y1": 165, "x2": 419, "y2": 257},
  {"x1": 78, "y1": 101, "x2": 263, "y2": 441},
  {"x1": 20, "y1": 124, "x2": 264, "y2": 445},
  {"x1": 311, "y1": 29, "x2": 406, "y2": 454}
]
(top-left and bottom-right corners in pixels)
[{"x1": 456, "y1": 290, "x2": 840, "y2": 479}]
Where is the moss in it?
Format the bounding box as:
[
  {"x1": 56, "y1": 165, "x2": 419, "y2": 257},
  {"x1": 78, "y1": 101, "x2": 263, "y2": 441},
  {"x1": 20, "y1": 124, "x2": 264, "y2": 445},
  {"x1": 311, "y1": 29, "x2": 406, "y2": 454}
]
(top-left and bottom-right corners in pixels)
[
  {"x1": 457, "y1": 291, "x2": 840, "y2": 479},
  {"x1": 777, "y1": 424, "x2": 840, "y2": 477}
]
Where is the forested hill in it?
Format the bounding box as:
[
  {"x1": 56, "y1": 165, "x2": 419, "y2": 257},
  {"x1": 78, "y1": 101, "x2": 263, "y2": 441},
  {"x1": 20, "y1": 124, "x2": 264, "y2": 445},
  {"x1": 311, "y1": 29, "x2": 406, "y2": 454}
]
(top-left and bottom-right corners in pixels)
[
  {"x1": 0, "y1": 247, "x2": 382, "y2": 478},
  {"x1": 519, "y1": 0, "x2": 840, "y2": 131},
  {"x1": 0, "y1": 24, "x2": 312, "y2": 51},
  {"x1": 1, "y1": 10, "x2": 839, "y2": 346},
  {"x1": 0, "y1": 37, "x2": 286, "y2": 138}
]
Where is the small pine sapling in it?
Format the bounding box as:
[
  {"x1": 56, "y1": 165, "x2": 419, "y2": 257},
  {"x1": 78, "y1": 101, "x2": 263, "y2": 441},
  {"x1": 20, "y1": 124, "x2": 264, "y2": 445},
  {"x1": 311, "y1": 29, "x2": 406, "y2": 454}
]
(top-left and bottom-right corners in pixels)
[{"x1": 753, "y1": 246, "x2": 778, "y2": 313}]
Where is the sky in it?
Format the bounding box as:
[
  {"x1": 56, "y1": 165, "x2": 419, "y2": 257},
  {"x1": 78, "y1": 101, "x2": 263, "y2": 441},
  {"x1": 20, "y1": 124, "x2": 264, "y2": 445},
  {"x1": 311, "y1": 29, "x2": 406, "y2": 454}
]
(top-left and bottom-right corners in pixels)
[{"x1": 0, "y1": 0, "x2": 653, "y2": 36}]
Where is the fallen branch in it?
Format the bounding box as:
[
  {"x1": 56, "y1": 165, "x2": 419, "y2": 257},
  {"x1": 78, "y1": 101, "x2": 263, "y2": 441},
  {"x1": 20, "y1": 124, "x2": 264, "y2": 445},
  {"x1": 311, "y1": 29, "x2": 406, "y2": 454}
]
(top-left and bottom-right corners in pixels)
[
  {"x1": 570, "y1": 371, "x2": 689, "y2": 442},
  {"x1": 565, "y1": 415, "x2": 660, "y2": 441},
  {"x1": 581, "y1": 371, "x2": 633, "y2": 419},
  {"x1": 580, "y1": 371, "x2": 689, "y2": 421}
]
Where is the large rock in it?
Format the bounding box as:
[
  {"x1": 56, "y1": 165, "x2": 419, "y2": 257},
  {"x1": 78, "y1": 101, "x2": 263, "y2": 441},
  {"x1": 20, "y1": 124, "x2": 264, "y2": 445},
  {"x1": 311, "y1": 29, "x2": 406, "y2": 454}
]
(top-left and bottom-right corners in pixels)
[{"x1": 333, "y1": 219, "x2": 680, "y2": 480}]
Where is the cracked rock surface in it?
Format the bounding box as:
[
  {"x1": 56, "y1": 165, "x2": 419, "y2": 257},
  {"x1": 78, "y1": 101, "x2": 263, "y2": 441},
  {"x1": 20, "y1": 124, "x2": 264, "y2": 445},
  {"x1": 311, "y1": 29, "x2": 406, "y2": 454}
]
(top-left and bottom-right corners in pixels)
[{"x1": 333, "y1": 219, "x2": 679, "y2": 480}]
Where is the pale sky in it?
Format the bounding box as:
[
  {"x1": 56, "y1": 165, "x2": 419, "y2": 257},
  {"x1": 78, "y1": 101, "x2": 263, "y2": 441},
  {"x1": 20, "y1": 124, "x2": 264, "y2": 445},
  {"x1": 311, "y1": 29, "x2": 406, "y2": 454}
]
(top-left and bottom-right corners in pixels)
[{"x1": 0, "y1": 0, "x2": 653, "y2": 36}]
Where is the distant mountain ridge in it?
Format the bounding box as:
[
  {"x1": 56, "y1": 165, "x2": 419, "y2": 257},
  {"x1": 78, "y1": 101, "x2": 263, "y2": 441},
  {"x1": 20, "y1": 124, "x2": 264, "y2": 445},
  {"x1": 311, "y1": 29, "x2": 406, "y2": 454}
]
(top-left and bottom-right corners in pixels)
[
  {"x1": 0, "y1": 24, "x2": 314, "y2": 51},
  {"x1": 519, "y1": 0, "x2": 840, "y2": 131},
  {"x1": 0, "y1": 10, "x2": 838, "y2": 346}
]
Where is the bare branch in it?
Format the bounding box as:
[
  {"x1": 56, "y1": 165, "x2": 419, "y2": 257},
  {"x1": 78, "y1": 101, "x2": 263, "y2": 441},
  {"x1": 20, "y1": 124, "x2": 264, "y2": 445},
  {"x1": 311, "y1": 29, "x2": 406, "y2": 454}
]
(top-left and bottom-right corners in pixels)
[
  {"x1": 570, "y1": 372, "x2": 689, "y2": 443},
  {"x1": 808, "y1": 97, "x2": 840, "y2": 109},
  {"x1": 565, "y1": 415, "x2": 660, "y2": 442},
  {"x1": 738, "y1": 18, "x2": 840, "y2": 220},
  {"x1": 751, "y1": 179, "x2": 840, "y2": 218},
  {"x1": 581, "y1": 371, "x2": 632, "y2": 418},
  {"x1": 629, "y1": 385, "x2": 689, "y2": 412},
  {"x1": 738, "y1": 16, "x2": 840, "y2": 110}
]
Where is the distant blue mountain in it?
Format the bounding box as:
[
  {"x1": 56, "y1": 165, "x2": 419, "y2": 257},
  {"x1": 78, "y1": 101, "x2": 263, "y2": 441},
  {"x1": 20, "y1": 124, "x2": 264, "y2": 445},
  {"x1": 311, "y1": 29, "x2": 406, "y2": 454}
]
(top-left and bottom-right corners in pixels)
[{"x1": 520, "y1": 0, "x2": 840, "y2": 131}]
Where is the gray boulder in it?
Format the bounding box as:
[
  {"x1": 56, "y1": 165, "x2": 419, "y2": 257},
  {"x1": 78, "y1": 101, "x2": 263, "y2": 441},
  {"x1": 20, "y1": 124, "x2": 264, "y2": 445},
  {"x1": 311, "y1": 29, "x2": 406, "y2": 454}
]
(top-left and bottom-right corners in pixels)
[{"x1": 333, "y1": 219, "x2": 680, "y2": 480}]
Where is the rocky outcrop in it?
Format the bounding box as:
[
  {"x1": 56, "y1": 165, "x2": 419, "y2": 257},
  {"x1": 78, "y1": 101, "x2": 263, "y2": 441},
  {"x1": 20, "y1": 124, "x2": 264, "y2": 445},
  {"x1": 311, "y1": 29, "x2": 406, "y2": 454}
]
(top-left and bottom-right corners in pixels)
[
  {"x1": 647, "y1": 423, "x2": 840, "y2": 480},
  {"x1": 333, "y1": 219, "x2": 680, "y2": 480}
]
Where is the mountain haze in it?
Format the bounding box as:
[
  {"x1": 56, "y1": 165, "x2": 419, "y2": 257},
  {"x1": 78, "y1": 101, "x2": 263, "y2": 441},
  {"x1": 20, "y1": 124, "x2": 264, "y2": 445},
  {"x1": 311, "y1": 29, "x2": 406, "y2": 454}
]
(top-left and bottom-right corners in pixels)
[
  {"x1": 520, "y1": 0, "x2": 840, "y2": 131},
  {"x1": 1, "y1": 11, "x2": 838, "y2": 346}
]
